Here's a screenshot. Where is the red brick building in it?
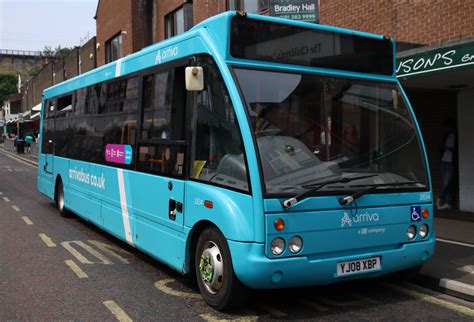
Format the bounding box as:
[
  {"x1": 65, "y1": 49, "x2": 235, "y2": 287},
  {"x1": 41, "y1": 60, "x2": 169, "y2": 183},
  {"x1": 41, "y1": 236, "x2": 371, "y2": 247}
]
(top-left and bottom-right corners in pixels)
[
  {"x1": 319, "y1": 0, "x2": 473, "y2": 47},
  {"x1": 94, "y1": 0, "x2": 268, "y2": 66}
]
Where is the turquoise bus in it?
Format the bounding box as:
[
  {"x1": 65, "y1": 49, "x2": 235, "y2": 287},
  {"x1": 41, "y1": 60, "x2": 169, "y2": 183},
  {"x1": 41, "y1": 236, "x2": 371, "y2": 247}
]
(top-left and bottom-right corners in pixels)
[{"x1": 38, "y1": 12, "x2": 435, "y2": 309}]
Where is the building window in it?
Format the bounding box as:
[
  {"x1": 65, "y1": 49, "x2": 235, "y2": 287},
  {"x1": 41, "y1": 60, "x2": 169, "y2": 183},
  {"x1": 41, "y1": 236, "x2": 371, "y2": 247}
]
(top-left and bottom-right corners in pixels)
[
  {"x1": 165, "y1": 4, "x2": 193, "y2": 39},
  {"x1": 226, "y1": 0, "x2": 261, "y2": 13},
  {"x1": 105, "y1": 33, "x2": 123, "y2": 63}
]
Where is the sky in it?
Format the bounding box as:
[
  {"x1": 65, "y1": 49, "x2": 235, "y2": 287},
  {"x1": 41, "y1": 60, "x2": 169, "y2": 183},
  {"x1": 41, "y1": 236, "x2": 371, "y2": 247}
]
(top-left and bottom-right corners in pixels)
[{"x1": 0, "y1": 0, "x2": 98, "y2": 52}]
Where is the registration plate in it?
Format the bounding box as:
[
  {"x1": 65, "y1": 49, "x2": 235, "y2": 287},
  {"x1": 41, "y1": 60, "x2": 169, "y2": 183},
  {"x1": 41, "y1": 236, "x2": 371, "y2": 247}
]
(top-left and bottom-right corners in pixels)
[{"x1": 336, "y1": 257, "x2": 381, "y2": 276}]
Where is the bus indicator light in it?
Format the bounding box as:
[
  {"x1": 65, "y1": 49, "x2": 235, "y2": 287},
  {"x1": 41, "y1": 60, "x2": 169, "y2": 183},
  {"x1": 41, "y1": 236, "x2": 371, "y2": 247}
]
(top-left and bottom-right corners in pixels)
[
  {"x1": 422, "y1": 209, "x2": 429, "y2": 219},
  {"x1": 204, "y1": 200, "x2": 213, "y2": 209},
  {"x1": 274, "y1": 218, "x2": 285, "y2": 231}
]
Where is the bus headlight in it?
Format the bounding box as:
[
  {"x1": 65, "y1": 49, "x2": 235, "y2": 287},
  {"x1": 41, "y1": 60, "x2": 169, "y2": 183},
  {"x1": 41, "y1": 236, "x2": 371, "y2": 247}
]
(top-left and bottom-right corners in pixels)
[
  {"x1": 288, "y1": 236, "x2": 303, "y2": 253},
  {"x1": 407, "y1": 225, "x2": 417, "y2": 240},
  {"x1": 270, "y1": 238, "x2": 285, "y2": 256},
  {"x1": 419, "y1": 224, "x2": 429, "y2": 239}
]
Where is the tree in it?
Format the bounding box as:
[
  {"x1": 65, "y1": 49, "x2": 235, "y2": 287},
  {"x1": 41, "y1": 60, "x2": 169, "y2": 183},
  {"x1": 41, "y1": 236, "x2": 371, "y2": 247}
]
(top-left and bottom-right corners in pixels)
[
  {"x1": 28, "y1": 64, "x2": 43, "y2": 76},
  {"x1": 0, "y1": 73, "x2": 18, "y2": 103},
  {"x1": 42, "y1": 45, "x2": 75, "y2": 58}
]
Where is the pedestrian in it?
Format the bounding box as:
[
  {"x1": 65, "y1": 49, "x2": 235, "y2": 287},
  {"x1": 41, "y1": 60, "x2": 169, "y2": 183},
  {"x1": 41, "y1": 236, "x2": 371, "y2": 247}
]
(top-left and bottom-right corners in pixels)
[
  {"x1": 25, "y1": 133, "x2": 34, "y2": 154},
  {"x1": 437, "y1": 119, "x2": 456, "y2": 210}
]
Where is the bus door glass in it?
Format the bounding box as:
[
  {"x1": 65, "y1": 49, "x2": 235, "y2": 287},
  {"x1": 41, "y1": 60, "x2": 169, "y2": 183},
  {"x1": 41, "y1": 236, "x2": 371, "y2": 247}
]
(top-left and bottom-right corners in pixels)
[
  {"x1": 41, "y1": 99, "x2": 55, "y2": 174},
  {"x1": 133, "y1": 66, "x2": 187, "y2": 236}
]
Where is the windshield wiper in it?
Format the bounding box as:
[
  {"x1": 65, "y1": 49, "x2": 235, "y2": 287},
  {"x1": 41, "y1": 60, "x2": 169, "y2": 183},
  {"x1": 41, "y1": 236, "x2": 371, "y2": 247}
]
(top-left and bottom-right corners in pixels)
[
  {"x1": 282, "y1": 174, "x2": 379, "y2": 209},
  {"x1": 338, "y1": 180, "x2": 421, "y2": 206}
]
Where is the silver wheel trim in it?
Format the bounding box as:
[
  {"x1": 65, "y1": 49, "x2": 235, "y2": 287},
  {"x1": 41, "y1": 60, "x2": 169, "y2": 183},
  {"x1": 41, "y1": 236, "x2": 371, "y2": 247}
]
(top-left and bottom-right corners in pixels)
[
  {"x1": 58, "y1": 186, "x2": 64, "y2": 211},
  {"x1": 199, "y1": 241, "x2": 224, "y2": 295}
]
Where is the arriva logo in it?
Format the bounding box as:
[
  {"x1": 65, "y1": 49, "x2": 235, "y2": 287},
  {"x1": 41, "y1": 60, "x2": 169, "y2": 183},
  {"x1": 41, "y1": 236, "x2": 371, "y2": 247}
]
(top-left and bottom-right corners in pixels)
[
  {"x1": 155, "y1": 46, "x2": 179, "y2": 65},
  {"x1": 341, "y1": 212, "x2": 380, "y2": 227},
  {"x1": 341, "y1": 212, "x2": 352, "y2": 227}
]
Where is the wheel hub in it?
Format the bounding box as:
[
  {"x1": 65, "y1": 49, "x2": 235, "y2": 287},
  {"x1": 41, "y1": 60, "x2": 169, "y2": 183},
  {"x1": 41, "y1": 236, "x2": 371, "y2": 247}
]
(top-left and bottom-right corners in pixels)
[{"x1": 199, "y1": 241, "x2": 224, "y2": 294}]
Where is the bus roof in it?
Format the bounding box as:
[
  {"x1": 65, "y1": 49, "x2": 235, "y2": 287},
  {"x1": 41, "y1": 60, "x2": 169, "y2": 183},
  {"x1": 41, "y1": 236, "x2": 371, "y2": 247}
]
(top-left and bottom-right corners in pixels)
[{"x1": 43, "y1": 11, "x2": 395, "y2": 99}]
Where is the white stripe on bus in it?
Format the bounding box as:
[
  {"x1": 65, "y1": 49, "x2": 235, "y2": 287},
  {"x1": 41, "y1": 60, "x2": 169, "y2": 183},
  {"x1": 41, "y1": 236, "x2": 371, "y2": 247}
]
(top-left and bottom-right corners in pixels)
[
  {"x1": 117, "y1": 169, "x2": 133, "y2": 245},
  {"x1": 115, "y1": 58, "x2": 123, "y2": 77}
]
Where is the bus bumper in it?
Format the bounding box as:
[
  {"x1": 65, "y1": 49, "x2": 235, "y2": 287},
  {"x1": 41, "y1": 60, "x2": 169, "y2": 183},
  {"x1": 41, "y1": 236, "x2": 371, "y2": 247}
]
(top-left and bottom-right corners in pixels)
[{"x1": 228, "y1": 238, "x2": 435, "y2": 289}]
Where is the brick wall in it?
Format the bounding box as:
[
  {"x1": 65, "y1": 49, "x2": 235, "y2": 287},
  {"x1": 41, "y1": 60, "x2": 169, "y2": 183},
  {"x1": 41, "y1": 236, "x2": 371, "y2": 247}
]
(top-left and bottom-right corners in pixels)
[
  {"x1": 64, "y1": 48, "x2": 79, "y2": 80},
  {"x1": 192, "y1": 0, "x2": 226, "y2": 25},
  {"x1": 26, "y1": 80, "x2": 33, "y2": 111},
  {"x1": 132, "y1": 0, "x2": 154, "y2": 52},
  {"x1": 95, "y1": 0, "x2": 133, "y2": 66},
  {"x1": 32, "y1": 63, "x2": 53, "y2": 106},
  {"x1": 320, "y1": 0, "x2": 474, "y2": 46},
  {"x1": 21, "y1": 81, "x2": 29, "y2": 112},
  {"x1": 95, "y1": 0, "x2": 229, "y2": 64},
  {"x1": 79, "y1": 37, "x2": 97, "y2": 74},
  {"x1": 53, "y1": 60, "x2": 64, "y2": 85}
]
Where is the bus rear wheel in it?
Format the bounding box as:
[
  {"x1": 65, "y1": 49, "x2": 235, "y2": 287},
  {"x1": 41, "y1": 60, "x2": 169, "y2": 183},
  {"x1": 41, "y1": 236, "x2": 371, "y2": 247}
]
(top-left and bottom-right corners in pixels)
[
  {"x1": 55, "y1": 181, "x2": 70, "y2": 218},
  {"x1": 195, "y1": 227, "x2": 245, "y2": 310}
]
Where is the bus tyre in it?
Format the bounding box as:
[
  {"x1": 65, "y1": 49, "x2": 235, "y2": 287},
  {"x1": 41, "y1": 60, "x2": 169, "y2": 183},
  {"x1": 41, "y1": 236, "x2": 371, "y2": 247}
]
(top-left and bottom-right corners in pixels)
[
  {"x1": 195, "y1": 227, "x2": 245, "y2": 310},
  {"x1": 56, "y1": 181, "x2": 70, "y2": 218}
]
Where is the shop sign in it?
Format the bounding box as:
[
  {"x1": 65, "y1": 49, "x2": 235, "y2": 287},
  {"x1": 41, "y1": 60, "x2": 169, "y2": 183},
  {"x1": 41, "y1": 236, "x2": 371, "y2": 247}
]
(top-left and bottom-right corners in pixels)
[
  {"x1": 397, "y1": 42, "x2": 474, "y2": 78},
  {"x1": 269, "y1": 0, "x2": 319, "y2": 23}
]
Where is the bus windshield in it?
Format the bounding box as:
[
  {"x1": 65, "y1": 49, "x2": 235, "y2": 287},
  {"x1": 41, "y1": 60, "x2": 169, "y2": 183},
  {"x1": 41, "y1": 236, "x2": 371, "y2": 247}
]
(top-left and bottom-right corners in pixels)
[{"x1": 233, "y1": 68, "x2": 428, "y2": 196}]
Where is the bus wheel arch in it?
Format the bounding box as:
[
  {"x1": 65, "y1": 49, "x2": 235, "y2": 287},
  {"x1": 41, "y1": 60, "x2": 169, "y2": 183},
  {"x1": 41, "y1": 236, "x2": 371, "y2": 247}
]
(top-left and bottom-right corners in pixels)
[
  {"x1": 190, "y1": 222, "x2": 246, "y2": 309},
  {"x1": 187, "y1": 220, "x2": 216, "y2": 275}
]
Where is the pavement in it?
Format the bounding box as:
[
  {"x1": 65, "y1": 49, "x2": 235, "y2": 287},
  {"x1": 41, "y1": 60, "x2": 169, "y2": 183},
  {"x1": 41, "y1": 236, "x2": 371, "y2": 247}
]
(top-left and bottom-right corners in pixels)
[
  {"x1": 414, "y1": 210, "x2": 474, "y2": 302},
  {"x1": 0, "y1": 144, "x2": 38, "y2": 166},
  {"x1": 1, "y1": 145, "x2": 474, "y2": 304}
]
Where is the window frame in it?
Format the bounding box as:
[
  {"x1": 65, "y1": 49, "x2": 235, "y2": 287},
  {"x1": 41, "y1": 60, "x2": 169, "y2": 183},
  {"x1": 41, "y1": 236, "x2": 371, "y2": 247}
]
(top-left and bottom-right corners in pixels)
[
  {"x1": 164, "y1": 4, "x2": 193, "y2": 39},
  {"x1": 226, "y1": 0, "x2": 262, "y2": 12},
  {"x1": 105, "y1": 32, "x2": 123, "y2": 63}
]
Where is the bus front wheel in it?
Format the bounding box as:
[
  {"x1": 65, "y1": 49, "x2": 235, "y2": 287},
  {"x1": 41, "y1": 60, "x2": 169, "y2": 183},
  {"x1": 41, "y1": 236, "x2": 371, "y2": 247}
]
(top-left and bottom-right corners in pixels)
[{"x1": 195, "y1": 227, "x2": 245, "y2": 310}]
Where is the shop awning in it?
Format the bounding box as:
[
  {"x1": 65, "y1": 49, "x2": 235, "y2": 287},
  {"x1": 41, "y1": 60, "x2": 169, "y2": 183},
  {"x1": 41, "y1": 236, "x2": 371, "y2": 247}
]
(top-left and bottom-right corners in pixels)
[
  {"x1": 397, "y1": 37, "x2": 474, "y2": 79},
  {"x1": 32, "y1": 103, "x2": 42, "y2": 112}
]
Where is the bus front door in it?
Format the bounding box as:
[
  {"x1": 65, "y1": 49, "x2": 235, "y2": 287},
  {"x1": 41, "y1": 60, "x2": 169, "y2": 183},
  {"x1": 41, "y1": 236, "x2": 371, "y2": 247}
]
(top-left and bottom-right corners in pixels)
[{"x1": 130, "y1": 169, "x2": 186, "y2": 270}]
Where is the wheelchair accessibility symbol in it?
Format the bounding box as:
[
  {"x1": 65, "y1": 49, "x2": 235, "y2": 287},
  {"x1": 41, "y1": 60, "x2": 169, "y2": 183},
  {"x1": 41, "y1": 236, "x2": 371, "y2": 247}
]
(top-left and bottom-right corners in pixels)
[{"x1": 411, "y1": 206, "x2": 422, "y2": 221}]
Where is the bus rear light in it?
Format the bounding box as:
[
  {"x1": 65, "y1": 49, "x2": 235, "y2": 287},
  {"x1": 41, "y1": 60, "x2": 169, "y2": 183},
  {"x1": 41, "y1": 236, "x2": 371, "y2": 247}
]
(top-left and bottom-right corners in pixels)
[
  {"x1": 204, "y1": 200, "x2": 213, "y2": 209},
  {"x1": 274, "y1": 218, "x2": 285, "y2": 231},
  {"x1": 422, "y1": 209, "x2": 429, "y2": 219}
]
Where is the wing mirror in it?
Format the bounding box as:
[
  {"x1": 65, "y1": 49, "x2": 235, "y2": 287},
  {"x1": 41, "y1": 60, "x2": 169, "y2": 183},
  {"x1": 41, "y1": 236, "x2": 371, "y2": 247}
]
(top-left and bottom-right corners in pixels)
[{"x1": 185, "y1": 66, "x2": 204, "y2": 91}]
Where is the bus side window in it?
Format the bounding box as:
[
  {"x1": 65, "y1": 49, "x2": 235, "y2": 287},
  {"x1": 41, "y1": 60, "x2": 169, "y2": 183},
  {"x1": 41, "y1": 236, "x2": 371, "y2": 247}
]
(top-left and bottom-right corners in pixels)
[
  {"x1": 41, "y1": 99, "x2": 55, "y2": 155},
  {"x1": 70, "y1": 87, "x2": 93, "y2": 161},
  {"x1": 137, "y1": 66, "x2": 186, "y2": 177},
  {"x1": 190, "y1": 60, "x2": 249, "y2": 192},
  {"x1": 95, "y1": 76, "x2": 139, "y2": 167},
  {"x1": 55, "y1": 94, "x2": 73, "y2": 157}
]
